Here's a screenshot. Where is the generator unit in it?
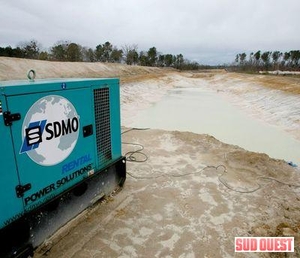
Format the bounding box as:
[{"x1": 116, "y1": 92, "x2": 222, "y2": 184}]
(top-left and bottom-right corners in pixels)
[{"x1": 0, "y1": 77, "x2": 126, "y2": 257}]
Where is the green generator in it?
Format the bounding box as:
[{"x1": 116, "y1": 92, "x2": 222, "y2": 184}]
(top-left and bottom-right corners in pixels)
[{"x1": 0, "y1": 77, "x2": 126, "y2": 257}]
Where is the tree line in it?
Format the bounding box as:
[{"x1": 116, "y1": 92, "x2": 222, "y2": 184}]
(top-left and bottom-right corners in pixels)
[
  {"x1": 234, "y1": 50, "x2": 300, "y2": 71},
  {"x1": 0, "y1": 40, "x2": 207, "y2": 70}
]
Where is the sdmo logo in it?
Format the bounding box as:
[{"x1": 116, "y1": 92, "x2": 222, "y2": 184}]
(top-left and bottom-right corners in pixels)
[{"x1": 20, "y1": 95, "x2": 80, "y2": 166}]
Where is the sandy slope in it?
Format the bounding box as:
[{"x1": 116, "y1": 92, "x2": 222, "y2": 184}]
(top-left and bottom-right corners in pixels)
[
  {"x1": 0, "y1": 57, "x2": 173, "y2": 83},
  {"x1": 189, "y1": 71, "x2": 300, "y2": 141},
  {"x1": 1, "y1": 57, "x2": 300, "y2": 257}
]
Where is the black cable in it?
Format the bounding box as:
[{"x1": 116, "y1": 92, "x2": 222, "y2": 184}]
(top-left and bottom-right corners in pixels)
[
  {"x1": 122, "y1": 128, "x2": 149, "y2": 163},
  {"x1": 126, "y1": 165, "x2": 224, "y2": 180},
  {"x1": 126, "y1": 163, "x2": 300, "y2": 194},
  {"x1": 121, "y1": 127, "x2": 150, "y2": 135},
  {"x1": 122, "y1": 142, "x2": 148, "y2": 163}
]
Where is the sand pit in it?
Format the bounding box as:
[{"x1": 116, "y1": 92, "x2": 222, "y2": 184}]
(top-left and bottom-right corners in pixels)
[{"x1": 1, "y1": 57, "x2": 299, "y2": 256}]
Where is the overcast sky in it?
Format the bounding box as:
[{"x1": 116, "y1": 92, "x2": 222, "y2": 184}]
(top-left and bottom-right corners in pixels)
[{"x1": 0, "y1": 0, "x2": 299, "y2": 65}]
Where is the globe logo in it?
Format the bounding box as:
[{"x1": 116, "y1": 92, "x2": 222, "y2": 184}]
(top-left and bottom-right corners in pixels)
[{"x1": 20, "y1": 95, "x2": 80, "y2": 166}]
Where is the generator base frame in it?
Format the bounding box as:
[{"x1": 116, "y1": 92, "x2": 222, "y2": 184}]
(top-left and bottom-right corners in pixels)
[{"x1": 0, "y1": 156, "x2": 126, "y2": 258}]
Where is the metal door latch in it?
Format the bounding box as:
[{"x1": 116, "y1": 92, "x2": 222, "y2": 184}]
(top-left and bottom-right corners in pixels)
[
  {"x1": 3, "y1": 111, "x2": 21, "y2": 126},
  {"x1": 16, "y1": 184, "x2": 32, "y2": 198}
]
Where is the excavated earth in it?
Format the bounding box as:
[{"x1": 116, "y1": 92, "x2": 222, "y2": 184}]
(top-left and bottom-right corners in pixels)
[{"x1": 1, "y1": 57, "x2": 300, "y2": 257}]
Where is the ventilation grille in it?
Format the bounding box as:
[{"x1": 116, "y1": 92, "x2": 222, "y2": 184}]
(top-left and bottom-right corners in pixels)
[{"x1": 94, "y1": 87, "x2": 112, "y2": 165}]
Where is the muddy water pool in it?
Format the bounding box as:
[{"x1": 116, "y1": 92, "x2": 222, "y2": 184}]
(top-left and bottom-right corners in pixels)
[{"x1": 129, "y1": 87, "x2": 300, "y2": 165}]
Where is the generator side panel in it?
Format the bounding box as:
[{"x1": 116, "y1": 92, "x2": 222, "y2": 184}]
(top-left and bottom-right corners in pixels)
[
  {"x1": 0, "y1": 96, "x2": 24, "y2": 230},
  {"x1": 5, "y1": 85, "x2": 97, "y2": 214}
]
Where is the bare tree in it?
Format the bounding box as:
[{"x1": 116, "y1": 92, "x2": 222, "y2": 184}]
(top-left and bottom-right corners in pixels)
[
  {"x1": 19, "y1": 39, "x2": 41, "y2": 59},
  {"x1": 122, "y1": 44, "x2": 138, "y2": 65},
  {"x1": 272, "y1": 51, "x2": 282, "y2": 70}
]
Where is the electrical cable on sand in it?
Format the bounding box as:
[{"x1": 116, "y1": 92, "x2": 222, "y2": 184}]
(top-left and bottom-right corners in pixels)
[
  {"x1": 122, "y1": 128, "x2": 300, "y2": 193},
  {"x1": 122, "y1": 142, "x2": 148, "y2": 163},
  {"x1": 121, "y1": 127, "x2": 150, "y2": 135},
  {"x1": 122, "y1": 127, "x2": 150, "y2": 163}
]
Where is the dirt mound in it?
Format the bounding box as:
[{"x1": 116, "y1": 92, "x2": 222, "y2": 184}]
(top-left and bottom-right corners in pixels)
[{"x1": 0, "y1": 57, "x2": 173, "y2": 83}]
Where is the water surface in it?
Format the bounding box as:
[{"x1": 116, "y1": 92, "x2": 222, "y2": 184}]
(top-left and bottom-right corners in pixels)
[{"x1": 130, "y1": 88, "x2": 300, "y2": 165}]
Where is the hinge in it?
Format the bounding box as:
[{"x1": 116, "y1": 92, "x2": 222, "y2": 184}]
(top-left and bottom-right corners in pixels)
[
  {"x1": 16, "y1": 184, "x2": 31, "y2": 198},
  {"x1": 3, "y1": 111, "x2": 21, "y2": 126}
]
